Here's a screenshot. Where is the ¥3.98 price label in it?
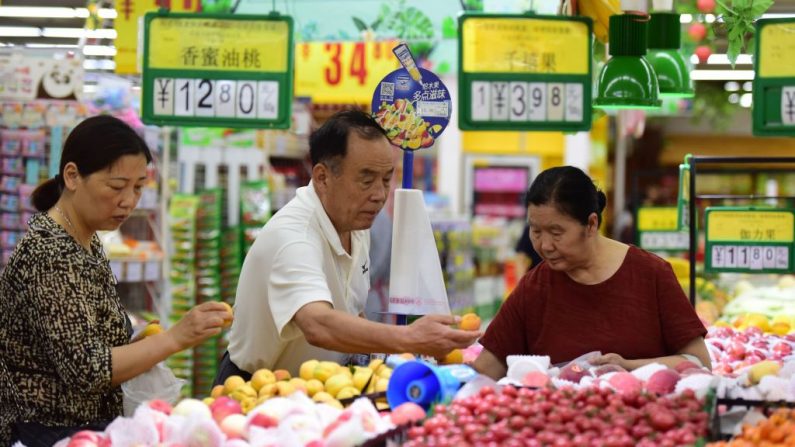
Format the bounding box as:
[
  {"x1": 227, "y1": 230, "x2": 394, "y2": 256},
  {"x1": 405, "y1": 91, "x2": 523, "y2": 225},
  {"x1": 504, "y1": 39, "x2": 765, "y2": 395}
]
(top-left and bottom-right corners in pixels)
[
  {"x1": 153, "y1": 78, "x2": 278, "y2": 120},
  {"x1": 469, "y1": 81, "x2": 583, "y2": 123}
]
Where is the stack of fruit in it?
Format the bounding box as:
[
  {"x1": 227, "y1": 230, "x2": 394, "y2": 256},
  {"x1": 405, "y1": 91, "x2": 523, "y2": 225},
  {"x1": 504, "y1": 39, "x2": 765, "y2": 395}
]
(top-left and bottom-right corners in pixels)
[
  {"x1": 707, "y1": 408, "x2": 795, "y2": 446},
  {"x1": 57, "y1": 393, "x2": 395, "y2": 447},
  {"x1": 403, "y1": 385, "x2": 709, "y2": 447},
  {"x1": 205, "y1": 358, "x2": 393, "y2": 414},
  {"x1": 718, "y1": 276, "x2": 795, "y2": 328},
  {"x1": 706, "y1": 326, "x2": 795, "y2": 376}
]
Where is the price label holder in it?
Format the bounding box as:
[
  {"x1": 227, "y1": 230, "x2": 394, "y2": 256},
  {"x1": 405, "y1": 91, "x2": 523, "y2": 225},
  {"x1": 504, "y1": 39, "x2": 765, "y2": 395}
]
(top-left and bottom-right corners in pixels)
[
  {"x1": 705, "y1": 207, "x2": 795, "y2": 273},
  {"x1": 676, "y1": 161, "x2": 690, "y2": 231},
  {"x1": 142, "y1": 10, "x2": 293, "y2": 129},
  {"x1": 637, "y1": 207, "x2": 688, "y2": 251},
  {"x1": 458, "y1": 13, "x2": 592, "y2": 132},
  {"x1": 753, "y1": 18, "x2": 795, "y2": 136}
]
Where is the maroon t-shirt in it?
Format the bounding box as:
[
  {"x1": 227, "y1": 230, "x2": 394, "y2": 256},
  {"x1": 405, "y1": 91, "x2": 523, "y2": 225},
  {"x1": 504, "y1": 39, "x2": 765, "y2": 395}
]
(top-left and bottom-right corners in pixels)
[{"x1": 480, "y1": 246, "x2": 707, "y2": 366}]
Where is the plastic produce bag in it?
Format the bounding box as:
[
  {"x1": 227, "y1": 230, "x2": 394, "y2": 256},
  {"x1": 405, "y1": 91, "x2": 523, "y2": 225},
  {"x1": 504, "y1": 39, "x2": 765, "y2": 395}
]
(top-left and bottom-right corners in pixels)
[{"x1": 121, "y1": 363, "x2": 185, "y2": 417}]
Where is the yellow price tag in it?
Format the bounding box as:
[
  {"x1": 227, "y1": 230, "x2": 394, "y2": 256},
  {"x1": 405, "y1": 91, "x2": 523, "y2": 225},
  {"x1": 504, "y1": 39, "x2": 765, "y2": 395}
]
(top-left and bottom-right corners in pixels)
[
  {"x1": 462, "y1": 18, "x2": 589, "y2": 74},
  {"x1": 759, "y1": 22, "x2": 795, "y2": 77},
  {"x1": 707, "y1": 210, "x2": 795, "y2": 243},
  {"x1": 148, "y1": 18, "x2": 289, "y2": 72},
  {"x1": 637, "y1": 207, "x2": 679, "y2": 232},
  {"x1": 294, "y1": 41, "x2": 399, "y2": 105}
]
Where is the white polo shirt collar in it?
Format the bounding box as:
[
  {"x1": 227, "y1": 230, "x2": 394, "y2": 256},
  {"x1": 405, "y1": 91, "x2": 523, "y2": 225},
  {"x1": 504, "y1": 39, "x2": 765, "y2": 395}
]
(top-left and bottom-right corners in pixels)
[{"x1": 305, "y1": 181, "x2": 348, "y2": 257}]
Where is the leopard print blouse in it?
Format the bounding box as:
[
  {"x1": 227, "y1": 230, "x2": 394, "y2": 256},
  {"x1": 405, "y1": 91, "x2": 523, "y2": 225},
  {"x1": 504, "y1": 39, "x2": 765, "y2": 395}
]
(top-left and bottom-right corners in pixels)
[{"x1": 0, "y1": 213, "x2": 131, "y2": 444}]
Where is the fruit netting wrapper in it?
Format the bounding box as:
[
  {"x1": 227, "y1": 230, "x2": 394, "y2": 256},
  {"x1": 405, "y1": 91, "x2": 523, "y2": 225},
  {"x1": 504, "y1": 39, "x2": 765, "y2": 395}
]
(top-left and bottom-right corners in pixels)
[{"x1": 505, "y1": 355, "x2": 551, "y2": 383}]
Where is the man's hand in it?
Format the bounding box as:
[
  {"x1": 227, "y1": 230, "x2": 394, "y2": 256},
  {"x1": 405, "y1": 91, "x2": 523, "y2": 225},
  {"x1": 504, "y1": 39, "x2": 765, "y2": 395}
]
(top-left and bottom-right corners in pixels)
[{"x1": 406, "y1": 314, "x2": 482, "y2": 360}]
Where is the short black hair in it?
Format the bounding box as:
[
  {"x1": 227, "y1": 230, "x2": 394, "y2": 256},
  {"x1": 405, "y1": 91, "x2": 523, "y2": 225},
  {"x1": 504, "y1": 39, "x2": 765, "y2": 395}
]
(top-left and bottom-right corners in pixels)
[
  {"x1": 309, "y1": 110, "x2": 388, "y2": 169},
  {"x1": 525, "y1": 166, "x2": 607, "y2": 228},
  {"x1": 31, "y1": 115, "x2": 152, "y2": 212}
]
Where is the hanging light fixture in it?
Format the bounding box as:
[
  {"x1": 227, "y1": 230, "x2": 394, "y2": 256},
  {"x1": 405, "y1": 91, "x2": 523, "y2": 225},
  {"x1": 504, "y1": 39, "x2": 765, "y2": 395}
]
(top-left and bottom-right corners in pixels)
[
  {"x1": 594, "y1": 13, "x2": 662, "y2": 109},
  {"x1": 647, "y1": 12, "x2": 694, "y2": 98}
]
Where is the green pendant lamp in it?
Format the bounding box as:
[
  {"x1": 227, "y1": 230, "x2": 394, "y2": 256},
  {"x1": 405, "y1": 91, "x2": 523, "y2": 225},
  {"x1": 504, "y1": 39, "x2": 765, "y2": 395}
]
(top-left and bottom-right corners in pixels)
[
  {"x1": 594, "y1": 13, "x2": 662, "y2": 109},
  {"x1": 647, "y1": 12, "x2": 694, "y2": 98}
]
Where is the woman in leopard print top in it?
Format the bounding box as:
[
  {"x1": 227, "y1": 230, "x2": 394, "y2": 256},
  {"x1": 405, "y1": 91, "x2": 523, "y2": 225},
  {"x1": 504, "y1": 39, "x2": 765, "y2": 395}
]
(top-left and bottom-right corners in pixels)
[{"x1": 0, "y1": 116, "x2": 232, "y2": 446}]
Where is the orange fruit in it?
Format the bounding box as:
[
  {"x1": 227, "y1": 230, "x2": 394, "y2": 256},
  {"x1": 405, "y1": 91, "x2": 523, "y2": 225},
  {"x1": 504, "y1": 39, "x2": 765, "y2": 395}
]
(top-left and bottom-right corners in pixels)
[
  {"x1": 142, "y1": 323, "x2": 163, "y2": 337},
  {"x1": 442, "y1": 349, "x2": 463, "y2": 364},
  {"x1": 220, "y1": 301, "x2": 233, "y2": 328},
  {"x1": 458, "y1": 313, "x2": 481, "y2": 331}
]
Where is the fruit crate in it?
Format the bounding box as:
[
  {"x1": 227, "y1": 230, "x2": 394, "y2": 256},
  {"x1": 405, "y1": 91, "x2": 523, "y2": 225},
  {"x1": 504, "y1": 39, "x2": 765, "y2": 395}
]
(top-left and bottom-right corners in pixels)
[{"x1": 709, "y1": 397, "x2": 795, "y2": 441}]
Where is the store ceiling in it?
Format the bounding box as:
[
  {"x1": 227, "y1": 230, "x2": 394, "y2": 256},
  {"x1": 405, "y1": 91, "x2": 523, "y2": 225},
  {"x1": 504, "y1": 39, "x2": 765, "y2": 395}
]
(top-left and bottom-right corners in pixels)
[{"x1": 1, "y1": 1, "x2": 794, "y2": 77}]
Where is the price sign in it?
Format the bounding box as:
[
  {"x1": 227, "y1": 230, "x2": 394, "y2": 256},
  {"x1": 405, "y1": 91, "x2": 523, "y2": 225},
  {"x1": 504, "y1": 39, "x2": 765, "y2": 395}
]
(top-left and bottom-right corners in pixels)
[
  {"x1": 637, "y1": 207, "x2": 688, "y2": 251},
  {"x1": 753, "y1": 18, "x2": 795, "y2": 136},
  {"x1": 295, "y1": 41, "x2": 400, "y2": 105},
  {"x1": 141, "y1": 11, "x2": 293, "y2": 129},
  {"x1": 638, "y1": 207, "x2": 678, "y2": 232},
  {"x1": 705, "y1": 207, "x2": 795, "y2": 273},
  {"x1": 458, "y1": 13, "x2": 592, "y2": 132}
]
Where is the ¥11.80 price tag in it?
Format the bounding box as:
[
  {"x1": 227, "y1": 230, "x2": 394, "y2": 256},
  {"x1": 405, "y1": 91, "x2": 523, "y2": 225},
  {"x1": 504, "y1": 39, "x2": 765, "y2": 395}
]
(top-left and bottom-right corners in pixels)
[
  {"x1": 710, "y1": 244, "x2": 791, "y2": 271},
  {"x1": 155, "y1": 78, "x2": 279, "y2": 120}
]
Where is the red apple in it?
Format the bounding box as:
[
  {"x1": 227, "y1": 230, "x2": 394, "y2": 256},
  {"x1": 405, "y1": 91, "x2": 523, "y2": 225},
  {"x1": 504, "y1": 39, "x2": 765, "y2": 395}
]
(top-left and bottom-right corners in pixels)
[
  {"x1": 772, "y1": 342, "x2": 793, "y2": 356},
  {"x1": 608, "y1": 372, "x2": 643, "y2": 396},
  {"x1": 646, "y1": 369, "x2": 681, "y2": 395},
  {"x1": 727, "y1": 341, "x2": 746, "y2": 359},
  {"x1": 67, "y1": 432, "x2": 105, "y2": 447},
  {"x1": 248, "y1": 411, "x2": 278, "y2": 429},
  {"x1": 674, "y1": 360, "x2": 701, "y2": 374},
  {"x1": 558, "y1": 363, "x2": 590, "y2": 384},
  {"x1": 688, "y1": 23, "x2": 707, "y2": 42},
  {"x1": 697, "y1": 0, "x2": 716, "y2": 13},
  {"x1": 147, "y1": 399, "x2": 173, "y2": 415},
  {"x1": 209, "y1": 396, "x2": 242, "y2": 425},
  {"x1": 391, "y1": 402, "x2": 427, "y2": 426},
  {"x1": 751, "y1": 339, "x2": 769, "y2": 349},
  {"x1": 522, "y1": 371, "x2": 551, "y2": 388}
]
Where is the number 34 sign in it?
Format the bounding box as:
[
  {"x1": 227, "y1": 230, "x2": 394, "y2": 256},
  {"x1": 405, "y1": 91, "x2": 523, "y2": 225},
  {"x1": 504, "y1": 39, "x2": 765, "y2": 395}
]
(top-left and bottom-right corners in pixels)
[{"x1": 142, "y1": 11, "x2": 293, "y2": 129}]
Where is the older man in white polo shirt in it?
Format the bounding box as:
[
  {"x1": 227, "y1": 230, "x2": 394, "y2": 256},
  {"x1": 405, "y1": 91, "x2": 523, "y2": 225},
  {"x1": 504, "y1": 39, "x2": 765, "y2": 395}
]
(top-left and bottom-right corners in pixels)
[{"x1": 216, "y1": 110, "x2": 479, "y2": 380}]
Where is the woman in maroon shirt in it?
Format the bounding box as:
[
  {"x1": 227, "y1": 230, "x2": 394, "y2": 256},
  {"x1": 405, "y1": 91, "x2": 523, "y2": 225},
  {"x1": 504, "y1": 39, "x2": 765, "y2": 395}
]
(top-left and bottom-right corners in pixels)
[{"x1": 473, "y1": 166, "x2": 710, "y2": 380}]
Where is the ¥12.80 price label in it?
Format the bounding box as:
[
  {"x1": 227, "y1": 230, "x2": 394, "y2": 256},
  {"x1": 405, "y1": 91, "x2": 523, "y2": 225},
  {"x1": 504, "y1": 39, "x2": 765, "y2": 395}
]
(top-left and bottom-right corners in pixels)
[
  {"x1": 470, "y1": 81, "x2": 583, "y2": 123},
  {"x1": 153, "y1": 78, "x2": 278, "y2": 120},
  {"x1": 709, "y1": 244, "x2": 790, "y2": 271}
]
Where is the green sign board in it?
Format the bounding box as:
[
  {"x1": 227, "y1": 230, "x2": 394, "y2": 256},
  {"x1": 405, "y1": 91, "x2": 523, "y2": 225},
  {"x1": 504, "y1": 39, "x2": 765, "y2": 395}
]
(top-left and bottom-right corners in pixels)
[
  {"x1": 753, "y1": 18, "x2": 795, "y2": 136},
  {"x1": 705, "y1": 207, "x2": 794, "y2": 273},
  {"x1": 142, "y1": 11, "x2": 293, "y2": 129},
  {"x1": 637, "y1": 206, "x2": 688, "y2": 251},
  {"x1": 457, "y1": 13, "x2": 592, "y2": 132}
]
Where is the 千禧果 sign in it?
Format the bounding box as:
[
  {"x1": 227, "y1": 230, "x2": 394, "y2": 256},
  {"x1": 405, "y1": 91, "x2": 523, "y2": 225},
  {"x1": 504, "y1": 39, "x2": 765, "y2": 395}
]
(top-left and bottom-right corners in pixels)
[{"x1": 457, "y1": 13, "x2": 592, "y2": 132}]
